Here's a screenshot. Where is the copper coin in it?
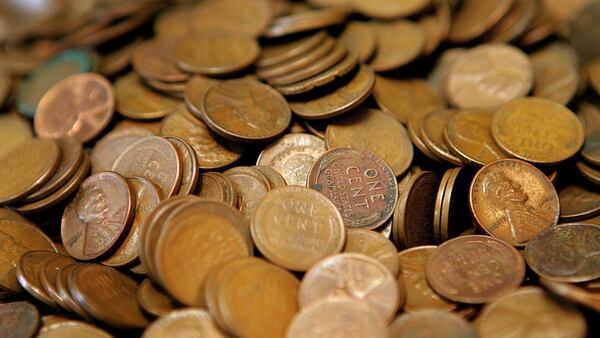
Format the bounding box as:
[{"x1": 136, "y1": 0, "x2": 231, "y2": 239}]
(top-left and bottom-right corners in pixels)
[
  {"x1": 142, "y1": 308, "x2": 228, "y2": 338},
  {"x1": 426, "y1": 235, "x2": 525, "y2": 304},
  {"x1": 286, "y1": 296, "x2": 388, "y2": 338},
  {"x1": 0, "y1": 138, "x2": 60, "y2": 205},
  {"x1": 112, "y1": 136, "x2": 182, "y2": 198},
  {"x1": 131, "y1": 39, "x2": 188, "y2": 83},
  {"x1": 543, "y1": 0, "x2": 591, "y2": 22},
  {"x1": 389, "y1": 310, "x2": 476, "y2": 338},
  {"x1": 264, "y1": 7, "x2": 348, "y2": 38},
  {"x1": 558, "y1": 183, "x2": 600, "y2": 222},
  {"x1": 252, "y1": 165, "x2": 287, "y2": 188},
  {"x1": 440, "y1": 168, "x2": 472, "y2": 242},
  {"x1": 576, "y1": 160, "x2": 600, "y2": 186},
  {"x1": 224, "y1": 166, "x2": 271, "y2": 220},
  {"x1": 540, "y1": 278, "x2": 600, "y2": 313},
  {"x1": 308, "y1": 147, "x2": 398, "y2": 229},
  {"x1": 99, "y1": 39, "x2": 141, "y2": 77},
  {"x1": 0, "y1": 207, "x2": 29, "y2": 223},
  {"x1": 184, "y1": 75, "x2": 218, "y2": 120},
  {"x1": 419, "y1": 109, "x2": 462, "y2": 165},
  {"x1": 54, "y1": 264, "x2": 93, "y2": 320},
  {"x1": 488, "y1": 0, "x2": 537, "y2": 42},
  {"x1": 0, "y1": 113, "x2": 33, "y2": 160},
  {"x1": 518, "y1": 3, "x2": 556, "y2": 46},
  {"x1": 61, "y1": 171, "x2": 134, "y2": 260},
  {"x1": 190, "y1": 0, "x2": 273, "y2": 37},
  {"x1": 0, "y1": 302, "x2": 40, "y2": 338},
  {"x1": 568, "y1": 1, "x2": 600, "y2": 64},
  {"x1": 397, "y1": 246, "x2": 456, "y2": 312},
  {"x1": 37, "y1": 321, "x2": 113, "y2": 338},
  {"x1": 137, "y1": 278, "x2": 177, "y2": 318},
  {"x1": 492, "y1": 97, "x2": 584, "y2": 164},
  {"x1": 579, "y1": 101, "x2": 600, "y2": 166},
  {"x1": 477, "y1": 287, "x2": 587, "y2": 338},
  {"x1": 433, "y1": 168, "x2": 451, "y2": 243},
  {"x1": 267, "y1": 146, "x2": 325, "y2": 186},
  {"x1": 352, "y1": 0, "x2": 430, "y2": 19},
  {"x1": 165, "y1": 137, "x2": 199, "y2": 195},
  {"x1": 525, "y1": 223, "x2": 600, "y2": 283},
  {"x1": 0, "y1": 219, "x2": 57, "y2": 292},
  {"x1": 257, "y1": 31, "x2": 327, "y2": 68},
  {"x1": 409, "y1": 111, "x2": 447, "y2": 163},
  {"x1": 326, "y1": 107, "x2": 413, "y2": 176},
  {"x1": 16, "y1": 250, "x2": 63, "y2": 307},
  {"x1": 34, "y1": 73, "x2": 114, "y2": 143},
  {"x1": 427, "y1": 48, "x2": 466, "y2": 95},
  {"x1": 419, "y1": 0, "x2": 451, "y2": 55},
  {"x1": 531, "y1": 42, "x2": 580, "y2": 105},
  {"x1": 469, "y1": 159, "x2": 559, "y2": 247},
  {"x1": 343, "y1": 229, "x2": 399, "y2": 276},
  {"x1": 339, "y1": 21, "x2": 376, "y2": 62},
  {"x1": 196, "y1": 172, "x2": 237, "y2": 207},
  {"x1": 153, "y1": 4, "x2": 194, "y2": 38},
  {"x1": 0, "y1": 73, "x2": 10, "y2": 107},
  {"x1": 448, "y1": 0, "x2": 514, "y2": 43},
  {"x1": 257, "y1": 133, "x2": 325, "y2": 166},
  {"x1": 203, "y1": 78, "x2": 291, "y2": 142},
  {"x1": 39, "y1": 255, "x2": 76, "y2": 311},
  {"x1": 114, "y1": 73, "x2": 184, "y2": 120},
  {"x1": 369, "y1": 20, "x2": 424, "y2": 72},
  {"x1": 90, "y1": 126, "x2": 154, "y2": 174}
]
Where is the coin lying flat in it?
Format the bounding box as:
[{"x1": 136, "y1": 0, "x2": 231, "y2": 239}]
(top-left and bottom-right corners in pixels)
[
  {"x1": 114, "y1": 73, "x2": 184, "y2": 120},
  {"x1": 0, "y1": 302, "x2": 40, "y2": 338},
  {"x1": 343, "y1": 229, "x2": 399, "y2": 276},
  {"x1": 131, "y1": 39, "x2": 188, "y2": 83},
  {"x1": 389, "y1": 310, "x2": 476, "y2": 338},
  {"x1": 257, "y1": 133, "x2": 325, "y2": 166},
  {"x1": 142, "y1": 308, "x2": 228, "y2": 338},
  {"x1": 0, "y1": 113, "x2": 32, "y2": 160}
]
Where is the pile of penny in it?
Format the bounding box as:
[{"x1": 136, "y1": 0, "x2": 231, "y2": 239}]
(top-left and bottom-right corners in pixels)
[{"x1": 1, "y1": 0, "x2": 600, "y2": 337}]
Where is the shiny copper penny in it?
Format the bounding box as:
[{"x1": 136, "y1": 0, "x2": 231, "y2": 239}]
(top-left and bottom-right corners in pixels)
[
  {"x1": 196, "y1": 172, "x2": 237, "y2": 207},
  {"x1": 558, "y1": 183, "x2": 600, "y2": 222},
  {"x1": 469, "y1": 159, "x2": 559, "y2": 247},
  {"x1": 16, "y1": 250, "x2": 63, "y2": 307},
  {"x1": 257, "y1": 133, "x2": 325, "y2": 166},
  {"x1": 90, "y1": 126, "x2": 154, "y2": 174},
  {"x1": 448, "y1": 0, "x2": 514, "y2": 43},
  {"x1": 0, "y1": 113, "x2": 33, "y2": 160},
  {"x1": 389, "y1": 310, "x2": 476, "y2": 338},
  {"x1": 525, "y1": 223, "x2": 600, "y2": 283},
  {"x1": 142, "y1": 308, "x2": 228, "y2": 338},
  {"x1": 165, "y1": 137, "x2": 199, "y2": 195},
  {"x1": 34, "y1": 73, "x2": 114, "y2": 143},
  {"x1": 224, "y1": 167, "x2": 271, "y2": 220},
  {"x1": 267, "y1": 146, "x2": 325, "y2": 186},
  {"x1": 131, "y1": 39, "x2": 188, "y2": 83},
  {"x1": 0, "y1": 302, "x2": 40, "y2": 338},
  {"x1": 190, "y1": 0, "x2": 273, "y2": 37},
  {"x1": 37, "y1": 321, "x2": 113, "y2": 338},
  {"x1": 339, "y1": 21, "x2": 376, "y2": 62},
  {"x1": 420, "y1": 109, "x2": 462, "y2": 166},
  {"x1": 137, "y1": 278, "x2": 176, "y2": 318},
  {"x1": 112, "y1": 136, "x2": 182, "y2": 198},
  {"x1": 369, "y1": 20, "x2": 424, "y2": 72},
  {"x1": 308, "y1": 147, "x2": 398, "y2": 229},
  {"x1": 40, "y1": 254, "x2": 76, "y2": 311},
  {"x1": 352, "y1": 0, "x2": 430, "y2": 19},
  {"x1": 426, "y1": 235, "x2": 525, "y2": 304},
  {"x1": 61, "y1": 171, "x2": 134, "y2": 260},
  {"x1": 114, "y1": 73, "x2": 184, "y2": 120},
  {"x1": 579, "y1": 101, "x2": 600, "y2": 166},
  {"x1": 344, "y1": 229, "x2": 399, "y2": 276}
]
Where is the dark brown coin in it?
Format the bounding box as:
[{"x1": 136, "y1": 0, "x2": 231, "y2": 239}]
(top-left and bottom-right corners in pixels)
[
  {"x1": 558, "y1": 183, "x2": 600, "y2": 222},
  {"x1": 61, "y1": 171, "x2": 134, "y2": 260},
  {"x1": 308, "y1": 147, "x2": 398, "y2": 230},
  {"x1": 114, "y1": 73, "x2": 184, "y2": 120},
  {"x1": 576, "y1": 160, "x2": 600, "y2": 186},
  {"x1": 165, "y1": 136, "x2": 199, "y2": 195},
  {"x1": 389, "y1": 310, "x2": 476, "y2": 338},
  {"x1": 54, "y1": 264, "x2": 93, "y2": 321},
  {"x1": 137, "y1": 278, "x2": 177, "y2": 317},
  {"x1": 541, "y1": 278, "x2": 600, "y2": 313},
  {"x1": 196, "y1": 172, "x2": 238, "y2": 207},
  {"x1": 40, "y1": 255, "x2": 76, "y2": 311},
  {"x1": 0, "y1": 302, "x2": 40, "y2": 338},
  {"x1": 16, "y1": 250, "x2": 63, "y2": 307}
]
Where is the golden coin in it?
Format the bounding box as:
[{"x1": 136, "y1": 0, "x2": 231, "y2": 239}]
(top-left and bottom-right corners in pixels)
[
  {"x1": 114, "y1": 73, "x2": 184, "y2": 120},
  {"x1": 418, "y1": 0, "x2": 451, "y2": 55},
  {"x1": 142, "y1": 308, "x2": 229, "y2": 338},
  {"x1": 257, "y1": 31, "x2": 327, "y2": 68},
  {"x1": 531, "y1": 42, "x2": 580, "y2": 105},
  {"x1": 470, "y1": 159, "x2": 559, "y2": 247},
  {"x1": 16, "y1": 250, "x2": 63, "y2": 307},
  {"x1": 0, "y1": 138, "x2": 60, "y2": 205},
  {"x1": 251, "y1": 165, "x2": 287, "y2": 188},
  {"x1": 344, "y1": 229, "x2": 399, "y2": 276},
  {"x1": 264, "y1": 7, "x2": 348, "y2": 38},
  {"x1": 492, "y1": 97, "x2": 584, "y2": 164},
  {"x1": 165, "y1": 136, "x2": 199, "y2": 195},
  {"x1": 300, "y1": 253, "x2": 400, "y2": 322},
  {"x1": 137, "y1": 278, "x2": 177, "y2": 318},
  {"x1": 90, "y1": 126, "x2": 154, "y2": 174},
  {"x1": 448, "y1": 0, "x2": 513, "y2": 43},
  {"x1": 251, "y1": 186, "x2": 344, "y2": 271},
  {"x1": 267, "y1": 146, "x2": 325, "y2": 186},
  {"x1": 485, "y1": 0, "x2": 537, "y2": 43},
  {"x1": 224, "y1": 166, "x2": 271, "y2": 220},
  {"x1": 37, "y1": 321, "x2": 113, "y2": 338},
  {"x1": 588, "y1": 58, "x2": 600, "y2": 96},
  {"x1": 420, "y1": 109, "x2": 462, "y2": 165},
  {"x1": 352, "y1": 0, "x2": 431, "y2": 19},
  {"x1": 369, "y1": 20, "x2": 424, "y2": 72},
  {"x1": 326, "y1": 107, "x2": 414, "y2": 176},
  {"x1": 0, "y1": 207, "x2": 29, "y2": 223},
  {"x1": 0, "y1": 113, "x2": 32, "y2": 159},
  {"x1": 339, "y1": 21, "x2": 376, "y2": 62},
  {"x1": 196, "y1": 172, "x2": 238, "y2": 207},
  {"x1": 427, "y1": 47, "x2": 466, "y2": 96},
  {"x1": 579, "y1": 101, "x2": 600, "y2": 166},
  {"x1": 558, "y1": 183, "x2": 600, "y2": 222},
  {"x1": 131, "y1": 39, "x2": 188, "y2": 83},
  {"x1": 518, "y1": 3, "x2": 556, "y2": 46},
  {"x1": 445, "y1": 43, "x2": 533, "y2": 109},
  {"x1": 184, "y1": 75, "x2": 218, "y2": 120},
  {"x1": 389, "y1": 310, "x2": 476, "y2": 338},
  {"x1": 257, "y1": 133, "x2": 325, "y2": 166},
  {"x1": 190, "y1": 0, "x2": 273, "y2": 37}
]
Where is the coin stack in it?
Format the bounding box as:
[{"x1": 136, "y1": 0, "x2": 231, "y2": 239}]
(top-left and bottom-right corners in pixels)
[{"x1": 1, "y1": 0, "x2": 600, "y2": 337}]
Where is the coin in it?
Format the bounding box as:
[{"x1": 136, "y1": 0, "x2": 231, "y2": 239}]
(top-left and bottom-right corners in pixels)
[
  {"x1": 477, "y1": 287, "x2": 587, "y2": 338},
  {"x1": 525, "y1": 223, "x2": 600, "y2": 283},
  {"x1": 286, "y1": 296, "x2": 388, "y2": 338},
  {"x1": 543, "y1": 0, "x2": 591, "y2": 23},
  {"x1": 352, "y1": 0, "x2": 430, "y2": 18},
  {"x1": 257, "y1": 133, "x2": 325, "y2": 166},
  {"x1": 0, "y1": 302, "x2": 40, "y2": 338},
  {"x1": 37, "y1": 321, "x2": 113, "y2": 338},
  {"x1": 418, "y1": 0, "x2": 451, "y2": 55},
  {"x1": 267, "y1": 146, "x2": 325, "y2": 186},
  {"x1": 469, "y1": 159, "x2": 559, "y2": 247},
  {"x1": 99, "y1": 39, "x2": 140, "y2": 77},
  {"x1": 326, "y1": 108, "x2": 413, "y2": 176},
  {"x1": 252, "y1": 165, "x2": 287, "y2": 188},
  {"x1": 426, "y1": 235, "x2": 525, "y2": 304},
  {"x1": 576, "y1": 160, "x2": 600, "y2": 186},
  {"x1": 0, "y1": 113, "x2": 32, "y2": 159},
  {"x1": 344, "y1": 229, "x2": 399, "y2": 276},
  {"x1": 264, "y1": 7, "x2": 348, "y2": 38},
  {"x1": 518, "y1": 3, "x2": 556, "y2": 46},
  {"x1": 300, "y1": 253, "x2": 400, "y2": 322},
  {"x1": 440, "y1": 168, "x2": 473, "y2": 242},
  {"x1": 257, "y1": 31, "x2": 327, "y2": 68},
  {"x1": 137, "y1": 278, "x2": 176, "y2": 318},
  {"x1": 446, "y1": 44, "x2": 533, "y2": 109},
  {"x1": 339, "y1": 21, "x2": 376, "y2": 62},
  {"x1": 558, "y1": 183, "x2": 600, "y2": 222},
  {"x1": 427, "y1": 48, "x2": 466, "y2": 96},
  {"x1": 589, "y1": 58, "x2": 600, "y2": 96},
  {"x1": 165, "y1": 137, "x2": 199, "y2": 195},
  {"x1": 540, "y1": 278, "x2": 600, "y2": 313},
  {"x1": 224, "y1": 167, "x2": 271, "y2": 220},
  {"x1": 420, "y1": 109, "x2": 462, "y2": 165},
  {"x1": 397, "y1": 246, "x2": 456, "y2": 312},
  {"x1": 389, "y1": 310, "x2": 476, "y2": 338},
  {"x1": 448, "y1": 0, "x2": 513, "y2": 43},
  {"x1": 196, "y1": 172, "x2": 237, "y2": 207},
  {"x1": 61, "y1": 171, "x2": 134, "y2": 260},
  {"x1": 131, "y1": 39, "x2": 188, "y2": 83},
  {"x1": 90, "y1": 127, "x2": 153, "y2": 174},
  {"x1": 369, "y1": 20, "x2": 424, "y2": 72},
  {"x1": 184, "y1": 75, "x2": 218, "y2": 120},
  {"x1": 190, "y1": 0, "x2": 273, "y2": 37},
  {"x1": 578, "y1": 101, "x2": 600, "y2": 166},
  {"x1": 485, "y1": 0, "x2": 536, "y2": 43},
  {"x1": 0, "y1": 207, "x2": 29, "y2": 223},
  {"x1": 55, "y1": 264, "x2": 93, "y2": 320},
  {"x1": 433, "y1": 169, "x2": 451, "y2": 243},
  {"x1": 0, "y1": 138, "x2": 60, "y2": 205},
  {"x1": 492, "y1": 97, "x2": 584, "y2": 164},
  {"x1": 142, "y1": 308, "x2": 228, "y2": 338},
  {"x1": 16, "y1": 250, "x2": 63, "y2": 307},
  {"x1": 114, "y1": 73, "x2": 184, "y2": 120},
  {"x1": 531, "y1": 42, "x2": 580, "y2": 105},
  {"x1": 39, "y1": 255, "x2": 76, "y2": 310}
]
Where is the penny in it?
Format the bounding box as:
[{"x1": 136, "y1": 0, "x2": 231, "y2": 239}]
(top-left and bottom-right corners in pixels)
[
  {"x1": 267, "y1": 146, "x2": 325, "y2": 186},
  {"x1": 440, "y1": 168, "x2": 472, "y2": 242},
  {"x1": 0, "y1": 302, "x2": 40, "y2": 338},
  {"x1": 164, "y1": 137, "x2": 199, "y2": 195},
  {"x1": 99, "y1": 39, "x2": 140, "y2": 77},
  {"x1": 251, "y1": 186, "x2": 344, "y2": 271},
  {"x1": 300, "y1": 253, "x2": 400, "y2": 322},
  {"x1": 257, "y1": 31, "x2": 327, "y2": 68},
  {"x1": 531, "y1": 42, "x2": 580, "y2": 105},
  {"x1": 568, "y1": 1, "x2": 600, "y2": 64},
  {"x1": 444, "y1": 110, "x2": 508, "y2": 167},
  {"x1": 589, "y1": 58, "x2": 600, "y2": 96},
  {"x1": 525, "y1": 223, "x2": 600, "y2": 283},
  {"x1": 114, "y1": 73, "x2": 184, "y2": 120},
  {"x1": 542, "y1": 0, "x2": 591, "y2": 22},
  {"x1": 418, "y1": 0, "x2": 451, "y2": 55},
  {"x1": 492, "y1": 97, "x2": 584, "y2": 164},
  {"x1": 326, "y1": 108, "x2": 413, "y2": 176},
  {"x1": 408, "y1": 114, "x2": 446, "y2": 163},
  {"x1": 203, "y1": 78, "x2": 291, "y2": 142},
  {"x1": 485, "y1": 0, "x2": 536, "y2": 43},
  {"x1": 388, "y1": 310, "x2": 476, "y2": 338},
  {"x1": 184, "y1": 75, "x2": 218, "y2": 120},
  {"x1": 339, "y1": 21, "x2": 376, "y2": 62},
  {"x1": 0, "y1": 113, "x2": 32, "y2": 159},
  {"x1": 541, "y1": 278, "x2": 600, "y2": 313},
  {"x1": 433, "y1": 169, "x2": 451, "y2": 243},
  {"x1": 0, "y1": 138, "x2": 60, "y2": 205},
  {"x1": 16, "y1": 250, "x2": 62, "y2": 307},
  {"x1": 576, "y1": 160, "x2": 600, "y2": 186},
  {"x1": 286, "y1": 296, "x2": 388, "y2": 338},
  {"x1": 224, "y1": 167, "x2": 271, "y2": 220},
  {"x1": 343, "y1": 229, "x2": 399, "y2": 276},
  {"x1": 61, "y1": 171, "x2": 134, "y2": 260},
  {"x1": 469, "y1": 159, "x2": 559, "y2": 247},
  {"x1": 38, "y1": 315, "x2": 75, "y2": 330},
  {"x1": 397, "y1": 246, "x2": 456, "y2": 312},
  {"x1": 257, "y1": 133, "x2": 325, "y2": 166},
  {"x1": 308, "y1": 147, "x2": 398, "y2": 229},
  {"x1": 373, "y1": 77, "x2": 445, "y2": 124},
  {"x1": 196, "y1": 172, "x2": 237, "y2": 207},
  {"x1": 426, "y1": 235, "x2": 525, "y2": 304},
  {"x1": 518, "y1": 3, "x2": 556, "y2": 46},
  {"x1": 68, "y1": 264, "x2": 149, "y2": 329},
  {"x1": 142, "y1": 308, "x2": 228, "y2": 338},
  {"x1": 264, "y1": 7, "x2": 348, "y2": 38},
  {"x1": 112, "y1": 136, "x2": 182, "y2": 198},
  {"x1": 558, "y1": 183, "x2": 600, "y2": 222},
  {"x1": 55, "y1": 264, "x2": 93, "y2": 320},
  {"x1": 477, "y1": 287, "x2": 587, "y2": 338},
  {"x1": 420, "y1": 109, "x2": 462, "y2": 166},
  {"x1": 393, "y1": 171, "x2": 439, "y2": 249},
  {"x1": 269, "y1": 44, "x2": 347, "y2": 86},
  {"x1": 131, "y1": 39, "x2": 188, "y2": 83},
  {"x1": 91, "y1": 128, "x2": 154, "y2": 174},
  {"x1": 578, "y1": 101, "x2": 600, "y2": 166},
  {"x1": 40, "y1": 255, "x2": 76, "y2": 311},
  {"x1": 369, "y1": 20, "x2": 424, "y2": 72},
  {"x1": 353, "y1": 0, "x2": 430, "y2": 18},
  {"x1": 0, "y1": 207, "x2": 29, "y2": 223},
  {"x1": 252, "y1": 165, "x2": 287, "y2": 188},
  {"x1": 448, "y1": 0, "x2": 514, "y2": 43},
  {"x1": 445, "y1": 44, "x2": 533, "y2": 109},
  {"x1": 37, "y1": 321, "x2": 113, "y2": 338},
  {"x1": 137, "y1": 278, "x2": 176, "y2": 318},
  {"x1": 154, "y1": 5, "x2": 194, "y2": 38},
  {"x1": 190, "y1": 0, "x2": 273, "y2": 37}
]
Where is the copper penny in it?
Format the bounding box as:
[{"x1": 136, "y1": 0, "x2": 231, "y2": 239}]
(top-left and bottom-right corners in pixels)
[
  {"x1": 426, "y1": 235, "x2": 525, "y2": 304},
  {"x1": 39, "y1": 255, "x2": 76, "y2": 311},
  {"x1": 343, "y1": 229, "x2": 399, "y2": 276},
  {"x1": 37, "y1": 321, "x2": 113, "y2": 338},
  {"x1": 190, "y1": 0, "x2": 273, "y2": 37},
  {"x1": 531, "y1": 42, "x2": 580, "y2": 105},
  {"x1": 165, "y1": 137, "x2": 199, "y2": 195},
  {"x1": 264, "y1": 7, "x2": 348, "y2": 38},
  {"x1": 132, "y1": 39, "x2": 188, "y2": 83},
  {"x1": 257, "y1": 133, "x2": 325, "y2": 166},
  {"x1": 439, "y1": 168, "x2": 472, "y2": 242},
  {"x1": 0, "y1": 113, "x2": 32, "y2": 160},
  {"x1": 369, "y1": 20, "x2": 424, "y2": 72},
  {"x1": 542, "y1": 0, "x2": 591, "y2": 22},
  {"x1": 61, "y1": 171, "x2": 134, "y2": 260},
  {"x1": 112, "y1": 136, "x2": 182, "y2": 198},
  {"x1": 420, "y1": 109, "x2": 462, "y2": 165},
  {"x1": 0, "y1": 207, "x2": 29, "y2": 223},
  {"x1": 469, "y1": 159, "x2": 559, "y2": 247},
  {"x1": 339, "y1": 21, "x2": 376, "y2": 62},
  {"x1": 34, "y1": 73, "x2": 114, "y2": 143},
  {"x1": 308, "y1": 147, "x2": 398, "y2": 229},
  {"x1": 153, "y1": 5, "x2": 194, "y2": 38},
  {"x1": 0, "y1": 302, "x2": 40, "y2": 338},
  {"x1": 16, "y1": 250, "x2": 63, "y2": 307},
  {"x1": 224, "y1": 166, "x2": 271, "y2": 220},
  {"x1": 541, "y1": 278, "x2": 600, "y2": 313},
  {"x1": 518, "y1": 3, "x2": 556, "y2": 46},
  {"x1": 492, "y1": 97, "x2": 584, "y2": 164},
  {"x1": 448, "y1": 0, "x2": 514, "y2": 43},
  {"x1": 257, "y1": 31, "x2": 327, "y2": 68},
  {"x1": 137, "y1": 278, "x2": 177, "y2": 318},
  {"x1": 252, "y1": 165, "x2": 287, "y2": 188},
  {"x1": 579, "y1": 101, "x2": 600, "y2": 166},
  {"x1": 525, "y1": 223, "x2": 600, "y2": 283},
  {"x1": 99, "y1": 39, "x2": 141, "y2": 77},
  {"x1": 55, "y1": 264, "x2": 93, "y2": 320},
  {"x1": 419, "y1": 0, "x2": 451, "y2": 55},
  {"x1": 142, "y1": 308, "x2": 228, "y2": 338},
  {"x1": 558, "y1": 183, "x2": 600, "y2": 222},
  {"x1": 433, "y1": 169, "x2": 451, "y2": 243},
  {"x1": 389, "y1": 310, "x2": 476, "y2": 338},
  {"x1": 576, "y1": 160, "x2": 600, "y2": 186},
  {"x1": 352, "y1": 0, "x2": 430, "y2": 19},
  {"x1": 184, "y1": 75, "x2": 218, "y2": 120},
  {"x1": 196, "y1": 172, "x2": 237, "y2": 207},
  {"x1": 114, "y1": 73, "x2": 184, "y2": 120},
  {"x1": 90, "y1": 126, "x2": 154, "y2": 174},
  {"x1": 267, "y1": 146, "x2": 325, "y2": 186},
  {"x1": 427, "y1": 48, "x2": 466, "y2": 96}
]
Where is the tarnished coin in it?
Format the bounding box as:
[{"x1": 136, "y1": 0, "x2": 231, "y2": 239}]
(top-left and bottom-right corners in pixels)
[
  {"x1": 257, "y1": 31, "x2": 327, "y2": 68},
  {"x1": 308, "y1": 147, "x2": 398, "y2": 229},
  {"x1": 541, "y1": 278, "x2": 600, "y2": 313},
  {"x1": 426, "y1": 235, "x2": 525, "y2": 304},
  {"x1": 477, "y1": 287, "x2": 587, "y2": 338},
  {"x1": 389, "y1": 310, "x2": 476, "y2": 338},
  {"x1": 112, "y1": 136, "x2": 182, "y2": 198},
  {"x1": 264, "y1": 7, "x2": 348, "y2": 38},
  {"x1": 142, "y1": 308, "x2": 228, "y2": 338},
  {"x1": 0, "y1": 113, "x2": 32, "y2": 159},
  {"x1": 61, "y1": 171, "x2": 134, "y2": 260},
  {"x1": 492, "y1": 97, "x2": 584, "y2": 164},
  {"x1": 34, "y1": 73, "x2": 114, "y2": 143},
  {"x1": 344, "y1": 229, "x2": 399, "y2": 276},
  {"x1": 369, "y1": 20, "x2": 424, "y2": 72},
  {"x1": 326, "y1": 108, "x2": 413, "y2": 176},
  {"x1": 267, "y1": 146, "x2": 325, "y2": 186},
  {"x1": 531, "y1": 42, "x2": 580, "y2": 105},
  {"x1": 0, "y1": 302, "x2": 40, "y2": 338},
  {"x1": 251, "y1": 186, "x2": 344, "y2": 271},
  {"x1": 525, "y1": 223, "x2": 600, "y2": 283},
  {"x1": 165, "y1": 137, "x2": 199, "y2": 195},
  {"x1": 37, "y1": 321, "x2": 114, "y2": 338},
  {"x1": 579, "y1": 101, "x2": 600, "y2": 166},
  {"x1": 420, "y1": 109, "x2": 462, "y2": 165},
  {"x1": 445, "y1": 44, "x2": 533, "y2": 109},
  {"x1": 131, "y1": 39, "x2": 188, "y2": 83},
  {"x1": 397, "y1": 246, "x2": 456, "y2": 312},
  {"x1": 558, "y1": 183, "x2": 600, "y2": 222},
  {"x1": 469, "y1": 159, "x2": 559, "y2": 247},
  {"x1": 224, "y1": 167, "x2": 271, "y2": 220},
  {"x1": 16, "y1": 250, "x2": 63, "y2": 307},
  {"x1": 0, "y1": 138, "x2": 60, "y2": 205},
  {"x1": 190, "y1": 0, "x2": 273, "y2": 37},
  {"x1": 90, "y1": 127, "x2": 154, "y2": 174},
  {"x1": 448, "y1": 0, "x2": 514, "y2": 43},
  {"x1": 196, "y1": 172, "x2": 237, "y2": 207},
  {"x1": 576, "y1": 160, "x2": 600, "y2": 187},
  {"x1": 114, "y1": 73, "x2": 184, "y2": 120},
  {"x1": 257, "y1": 133, "x2": 325, "y2": 166},
  {"x1": 137, "y1": 279, "x2": 177, "y2": 318},
  {"x1": 39, "y1": 255, "x2": 76, "y2": 311},
  {"x1": 339, "y1": 21, "x2": 376, "y2": 62}
]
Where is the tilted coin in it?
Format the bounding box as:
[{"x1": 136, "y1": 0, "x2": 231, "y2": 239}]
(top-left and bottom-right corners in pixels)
[
  {"x1": 427, "y1": 48, "x2": 466, "y2": 96},
  {"x1": 448, "y1": 0, "x2": 513, "y2": 43},
  {"x1": 389, "y1": 310, "x2": 476, "y2": 338},
  {"x1": 339, "y1": 21, "x2": 376, "y2": 62},
  {"x1": 0, "y1": 113, "x2": 32, "y2": 159},
  {"x1": 518, "y1": 3, "x2": 556, "y2": 46},
  {"x1": 224, "y1": 167, "x2": 271, "y2": 220},
  {"x1": 137, "y1": 278, "x2": 177, "y2": 318},
  {"x1": 570, "y1": 1, "x2": 600, "y2": 64},
  {"x1": 190, "y1": 0, "x2": 273, "y2": 37},
  {"x1": 257, "y1": 133, "x2": 325, "y2": 166},
  {"x1": 184, "y1": 75, "x2": 218, "y2": 120},
  {"x1": 352, "y1": 0, "x2": 430, "y2": 19},
  {"x1": 578, "y1": 101, "x2": 600, "y2": 166},
  {"x1": 264, "y1": 7, "x2": 348, "y2": 38},
  {"x1": 485, "y1": 0, "x2": 536, "y2": 43},
  {"x1": 540, "y1": 278, "x2": 600, "y2": 313},
  {"x1": 37, "y1": 321, "x2": 114, "y2": 338},
  {"x1": 131, "y1": 39, "x2": 188, "y2": 83},
  {"x1": 40, "y1": 255, "x2": 76, "y2": 311},
  {"x1": 531, "y1": 42, "x2": 580, "y2": 105},
  {"x1": 196, "y1": 172, "x2": 237, "y2": 207},
  {"x1": 419, "y1": 109, "x2": 462, "y2": 165},
  {"x1": 0, "y1": 73, "x2": 10, "y2": 107},
  {"x1": 257, "y1": 31, "x2": 327, "y2": 68},
  {"x1": 576, "y1": 160, "x2": 600, "y2": 186},
  {"x1": 0, "y1": 207, "x2": 29, "y2": 223},
  {"x1": 54, "y1": 264, "x2": 93, "y2": 320},
  {"x1": 142, "y1": 308, "x2": 228, "y2": 338},
  {"x1": 252, "y1": 165, "x2": 287, "y2": 188},
  {"x1": 90, "y1": 126, "x2": 154, "y2": 174},
  {"x1": 369, "y1": 20, "x2": 424, "y2": 72},
  {"x1": 469, "y1": 159, "x2": 559, "y2": 247},
  {"x1": 558, "y1": 183, "x2": 600, "y2": 221},
  {"x1": 0, "y1": 302, "x2": 40, "y2": 338},
  {"x1": 440, "y1": 168, "x2": 473, "y2": 242},
  {"x1": 418, "y1": 0, "x2": 451, "y2": 55},
  {"x1": 433, "y1": 169, "x2": 451, "y2": 243},
  {"x1": 589, "y1": 58, "x2": 600, "y2": 96},
  {"x1": 267, "y1": 146, "x2": 325, "y2": 186},
  {"x1": 165, "y1": 136, "x2": 199, "y2": 195},
  {"x1": 343, "y1": 229, "x2": 399, "y2": 276},
  {"x1": 114, "y1": 73, "x2": 184, "y2": 120},
  {"x1": 16, "y1": 250, "x2": 63, "y2": 307}
]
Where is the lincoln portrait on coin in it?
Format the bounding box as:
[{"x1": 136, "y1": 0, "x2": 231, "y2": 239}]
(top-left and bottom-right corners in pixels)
[{"x1": 76, "y1": 186, "x2": 115, "y2": 255}]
